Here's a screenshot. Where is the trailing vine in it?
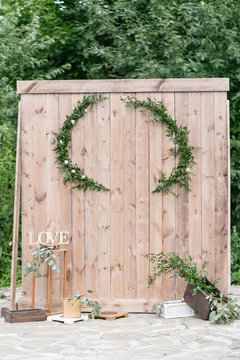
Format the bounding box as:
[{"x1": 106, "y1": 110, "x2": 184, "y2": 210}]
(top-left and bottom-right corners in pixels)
[
  {"x1": 53, "y1": 94, "x2": 110, "y2": 192},
  {"x1": 122, "y1": 96, "x2": 196, "y2": 196}
]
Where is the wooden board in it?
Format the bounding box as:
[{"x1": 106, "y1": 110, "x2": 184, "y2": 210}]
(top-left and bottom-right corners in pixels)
[
  {"x1": 214, "y1": 92, "x2": 228, "y2": 292},
  {"x1": 71, "y1": 94, "x2": 86, "y2": 295},
  {"x1": 123, "y1": 93, "x2": 136, "y2": 299},
  {"x1": 46, "y1": 93, "x2": 64, "y2": 305},
  {"x1": 161, "y1": 92, "x2": 176, "y2": 300},
  {"x1": 97, "y1": 96, "x2": 111, "y2": 298},
  {"x1": 33, "y1": 94, "x2": 48, "y2": 307},
  {"x1": 91, "y1": 310, "x2": 129, "y2": 320},
  {"x1": 58, "y1": 95, "x2": 72, "y2": 296},
  {"x1": 136, "y1": 93, "x2": 150, "y2": 300},
  {"x1": 85, "y1": 93, "x2": 98, "y2": 297},
  {"x1": 110, "y1": 93, "x2": 124, "y2": 299},
  {"x1": 201, "y1": 92, "x2": 215, "y2": 280},
  {"x1": 21, "y1": 95, "x2": 34, "y2": 305},
  {"x1": 149, "y1": 93, "x2": 163, "y2": 299},
  {"x1": 188, "y1": 92, "x2": 202, "y2": 270},
  {"x1": 17, "y1": 78, "x2": 230, "y2": 94},
  {"x1": 175, "y1": 92, "x2": 189, "y2": 298}
]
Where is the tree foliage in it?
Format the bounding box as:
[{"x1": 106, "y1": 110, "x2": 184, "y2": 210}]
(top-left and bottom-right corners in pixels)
[{"x1": 0, "y1": 0, "x2": 240, "y2": 285}]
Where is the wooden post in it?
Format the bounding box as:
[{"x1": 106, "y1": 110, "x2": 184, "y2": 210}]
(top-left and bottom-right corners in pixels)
[
  {"x1": 32, "y1": 272, "x2": 35, "y2": 309},
  {"x1": 10, "y1": 102, "x2": 21, "y2": 311},
  {"x1": 63, "y1": 250, "x2": 67, "y2": 298}
]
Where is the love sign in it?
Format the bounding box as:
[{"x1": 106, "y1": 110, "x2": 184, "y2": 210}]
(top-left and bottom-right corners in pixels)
[{"x1": 28, "y1": 231, "x2": 70, "y2": 245}]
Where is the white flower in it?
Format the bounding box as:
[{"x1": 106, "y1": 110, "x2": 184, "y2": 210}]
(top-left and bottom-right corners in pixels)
[
  {"x1": 186, "y1": 167, "x2": 190, "y2": 172},
  {"x1": 71, "y1": 120, "x2": 75, "y2": 124},
  {"x1": 85, "y1": 109, "x2": 88, "y2": 113},
  {"x1": 81, "y1": 175, "x2": 86, "y2": 179},
  {"x1": 71, "y1": 169, "x2": 76, "y2": 173},
  {"x1": 60, "y1": 140, "x2": 63, "y2": 144},
  {"x1": 64, "y1": 160, "x2": 69, "y2": 165}
]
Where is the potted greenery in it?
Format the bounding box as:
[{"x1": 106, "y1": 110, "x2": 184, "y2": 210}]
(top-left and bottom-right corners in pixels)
[
  {"x1": 145, "y1": 251, "x2": 240, "y2": 324},
  {"x1": 64, "y1": 290, "x2": 101, "y2": 319}
]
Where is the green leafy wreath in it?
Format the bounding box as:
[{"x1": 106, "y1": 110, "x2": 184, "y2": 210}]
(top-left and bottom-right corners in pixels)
[
  {"x1": 53, "y1": 94, "x2": 110, "y2": 192},
  {"x1": 53, "y1": 94, "x2": 196, "y2": 196},
  {"x1": 121, "y1": 96, "x2": 196, "y2": 197}
]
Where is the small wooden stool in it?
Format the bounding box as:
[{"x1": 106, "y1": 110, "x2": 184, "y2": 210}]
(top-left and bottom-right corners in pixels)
[{"x1": 32, "y1": 248, "x2": 67, "y2": 315}]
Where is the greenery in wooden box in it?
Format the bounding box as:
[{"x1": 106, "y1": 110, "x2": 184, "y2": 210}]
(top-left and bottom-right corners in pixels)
[{"x1": 146, "y1": 252, "x2": 240, "y2": 324}]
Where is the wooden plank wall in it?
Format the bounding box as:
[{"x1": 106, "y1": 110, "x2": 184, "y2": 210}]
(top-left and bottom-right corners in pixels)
[{"x1": 19, "y1": 81, "x2": 229, "y2": 311}]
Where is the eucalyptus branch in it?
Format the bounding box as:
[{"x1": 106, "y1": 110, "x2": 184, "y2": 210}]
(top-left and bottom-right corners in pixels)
[{"x1": 23, "y1": 245, "x2": 60, "y2": 278}]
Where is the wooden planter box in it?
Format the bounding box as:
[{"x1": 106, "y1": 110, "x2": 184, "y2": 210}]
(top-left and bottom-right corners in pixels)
[
  {"x1": 5, "y1": 309, "x2": 47, "y2": 323},
  {"x1": 63, "y1": 299, "x2": 81, "y2": 318},
  {"x1": 183, "y1": 281, "x2": 221, "y2": 320}
]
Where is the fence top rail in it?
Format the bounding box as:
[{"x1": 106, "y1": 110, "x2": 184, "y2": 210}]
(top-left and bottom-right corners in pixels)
[{"x1": 17, "y1": 78, "x2": 229, "y2": 94}]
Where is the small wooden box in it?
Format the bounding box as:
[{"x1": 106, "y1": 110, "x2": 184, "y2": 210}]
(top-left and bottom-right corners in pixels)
[
  {"x1": 5, "y1": 309, "x2": 47, "y2": 323},
  {"x1": 63, "y1": 299, "x2": 81, "y2": 318}
]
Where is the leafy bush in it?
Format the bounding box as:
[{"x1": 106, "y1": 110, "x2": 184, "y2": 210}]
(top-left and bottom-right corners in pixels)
[
  {"x1": 208, "y1": 292, "x2": 240, "y2": 324},
  {"x1": 231, "y1": 228, "x2": 240, "y2": 284},
  {"x1": 0, "y1": 124, "x2": 19, "y2": 287}
]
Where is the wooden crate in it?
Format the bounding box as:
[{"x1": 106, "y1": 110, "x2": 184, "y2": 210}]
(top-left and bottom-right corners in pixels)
[{"x1": 5, "y1": 309, "x2": 47, "y2": 323}]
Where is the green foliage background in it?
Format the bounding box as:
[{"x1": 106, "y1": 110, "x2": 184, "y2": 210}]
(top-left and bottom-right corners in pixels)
[{"x1": 0, "y1": 0, "x2": 239, "y2": 286}]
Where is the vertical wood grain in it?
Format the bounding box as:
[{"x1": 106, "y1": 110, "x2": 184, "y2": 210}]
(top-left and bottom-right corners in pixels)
[
  {"x1": 58, "y1": 94, "x2": 72, "y2": 296},
  {"x1": 21, "y1": 95, "x2": 34, "y2": 302},
  {"x1": 33, "y1": 94, "x2": 47, "y2": 306},
  {"x1": 149, "y1": 93, "x2": 163, "y2": 299},
  {"x1": 201, "y1": 92, "x2": 215, "y2": 281},
  {"x1": 97, "y1": 96, "x2": 111, "y2": 298},
  {"x1": 175, "y1": 92, "x2": 189, "y2": 298},
  {"x1": 188, "y1": 93, "x2": 202, "y2": 269},
  {"x1": 110, "y1": 93, "x2": 124, "y2": 298},
  {"x1": 84, "y1": 95, "x2": 98, "y2": 297},
  {"x1": 71, "y1": 94, "x2": 85, "y2": 295},
  {"x1": 123, "y1": 93, "x2": 137, "y2": 299},
  {"x1": 136, "y1": 93, "x2": 150, "y2": 299},
  {"x1": 46, "y1": 94, "x2": 61, "y2": 305},
  {"x1": 161, "y1": 92, "x2": 176, "y2": 300},
  {"x1": 214, "y1": 92, "x2": 228, "y2": 292},
  {"x1": 46, "y1": 94, "x2": 60, "y2": 235}
]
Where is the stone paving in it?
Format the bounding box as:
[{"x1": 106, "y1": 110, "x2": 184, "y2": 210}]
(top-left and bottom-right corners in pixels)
[{"x1": 0, "y1": 288, "x2": 240, "y2": 360}]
